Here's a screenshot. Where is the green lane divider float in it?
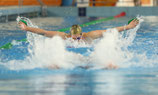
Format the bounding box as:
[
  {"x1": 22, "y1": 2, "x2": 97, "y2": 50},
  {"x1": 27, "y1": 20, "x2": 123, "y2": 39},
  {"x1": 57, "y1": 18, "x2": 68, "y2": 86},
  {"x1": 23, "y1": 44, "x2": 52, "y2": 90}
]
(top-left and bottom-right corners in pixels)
[{"x1": 0, "y1": 12, "x2": 126, "y2": 49}]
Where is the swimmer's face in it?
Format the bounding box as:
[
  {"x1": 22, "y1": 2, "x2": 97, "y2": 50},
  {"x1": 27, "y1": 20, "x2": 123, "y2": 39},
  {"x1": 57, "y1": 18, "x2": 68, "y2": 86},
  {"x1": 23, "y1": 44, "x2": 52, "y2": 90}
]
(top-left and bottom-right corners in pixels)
[{"x1": 71, "y1": 33, "x2": 82, "y2": 40}]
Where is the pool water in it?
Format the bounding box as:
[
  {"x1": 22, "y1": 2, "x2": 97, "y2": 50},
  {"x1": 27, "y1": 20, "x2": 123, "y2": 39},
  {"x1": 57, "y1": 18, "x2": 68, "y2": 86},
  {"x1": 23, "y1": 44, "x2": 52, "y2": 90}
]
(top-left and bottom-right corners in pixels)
[{"x1": 0, "y1": 16, "x2": 158, "y2": 95}]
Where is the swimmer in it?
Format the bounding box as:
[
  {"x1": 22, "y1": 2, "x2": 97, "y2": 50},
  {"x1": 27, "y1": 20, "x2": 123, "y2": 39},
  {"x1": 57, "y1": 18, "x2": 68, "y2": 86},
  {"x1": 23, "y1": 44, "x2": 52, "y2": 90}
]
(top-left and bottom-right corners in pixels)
[
  {"x1": 18, "y1": 18, "x2": 139, "y2": 69},
  {"x1": 18, "y1": 19, "x2": 139, "y2": 42}
]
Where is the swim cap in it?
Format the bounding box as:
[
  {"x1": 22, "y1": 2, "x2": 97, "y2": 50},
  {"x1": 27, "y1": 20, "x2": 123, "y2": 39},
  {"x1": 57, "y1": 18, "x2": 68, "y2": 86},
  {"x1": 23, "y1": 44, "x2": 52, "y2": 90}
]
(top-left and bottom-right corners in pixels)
[
  {"x1": 70, "y1": 25, "x2": 82, "y2": 35},
  {"x1": 128, "y1": 18, "x2": 137, "y2": 24},
  {"x1": 19, "y1": 19, "x2": 27, "y2": 26}
]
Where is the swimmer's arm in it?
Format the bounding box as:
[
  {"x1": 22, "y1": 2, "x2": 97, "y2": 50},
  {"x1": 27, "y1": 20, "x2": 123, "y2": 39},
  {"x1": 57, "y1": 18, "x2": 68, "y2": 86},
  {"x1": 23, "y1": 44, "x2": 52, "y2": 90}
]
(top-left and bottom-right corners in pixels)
[
  {"x1": 19, "y1": 22, "x2": 67, "y2": 38},
  {"x1": 84, "y1": 19, "x2": 139, "y2": 39},
  {"x1": 26, "y1": 27, "x2": 67, "y2": 38}
]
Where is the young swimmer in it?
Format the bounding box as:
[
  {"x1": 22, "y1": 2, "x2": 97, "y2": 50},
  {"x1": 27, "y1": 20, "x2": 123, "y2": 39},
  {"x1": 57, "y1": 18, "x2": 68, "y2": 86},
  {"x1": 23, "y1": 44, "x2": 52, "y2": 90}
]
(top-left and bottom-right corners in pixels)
[
  {"x1": 19, "y1": 19, "x2": 139, "y2": 42},
  {"x1": 18, "y1": 19, "x2": 139, "y2": 69}
]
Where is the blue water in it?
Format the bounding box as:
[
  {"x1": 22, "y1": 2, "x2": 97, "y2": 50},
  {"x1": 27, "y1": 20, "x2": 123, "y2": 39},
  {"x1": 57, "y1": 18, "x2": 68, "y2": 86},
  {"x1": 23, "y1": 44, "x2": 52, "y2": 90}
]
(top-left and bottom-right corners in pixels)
[{"x1": 0, "y1": 16, "x2": 158, "y2": 95}]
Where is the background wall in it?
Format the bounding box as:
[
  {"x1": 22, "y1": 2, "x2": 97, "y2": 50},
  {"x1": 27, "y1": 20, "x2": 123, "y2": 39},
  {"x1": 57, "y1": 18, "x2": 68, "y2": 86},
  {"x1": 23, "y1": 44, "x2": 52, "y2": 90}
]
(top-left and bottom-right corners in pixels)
[
  {"x1": 0, "y1": 0, "x2": 155, "y2": 6},
  {"x1": 89, "y1": 0, "x2": 118, "y2": 6},
  {"x1": 141, "y1": 0, "x2": 152, "y2": 6},
  {"x1": 0, "y1": 0, "x2": 62, "y2": 6}
]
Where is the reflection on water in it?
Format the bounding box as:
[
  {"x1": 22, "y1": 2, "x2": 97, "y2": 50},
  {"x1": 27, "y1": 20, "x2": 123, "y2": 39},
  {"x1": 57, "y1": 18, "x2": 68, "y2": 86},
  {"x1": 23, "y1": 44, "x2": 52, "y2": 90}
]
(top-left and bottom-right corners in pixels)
[
  {"x1": 0, "y1": 69, "x2": 158, "y2": 95},
  {"x1": 93, "y1": 71, "x2": 124, "y2": 95}
]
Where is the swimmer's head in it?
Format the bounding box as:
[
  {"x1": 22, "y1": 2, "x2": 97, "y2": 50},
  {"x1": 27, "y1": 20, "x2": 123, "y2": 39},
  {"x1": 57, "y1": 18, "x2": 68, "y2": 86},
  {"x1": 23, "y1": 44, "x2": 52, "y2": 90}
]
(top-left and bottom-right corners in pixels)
[
  {"x1": 70, "y1": 25, "x2": 82, "y2": 35},
  {"x1": 70, "y1": 25, "x2": 82, "y2": 40}
]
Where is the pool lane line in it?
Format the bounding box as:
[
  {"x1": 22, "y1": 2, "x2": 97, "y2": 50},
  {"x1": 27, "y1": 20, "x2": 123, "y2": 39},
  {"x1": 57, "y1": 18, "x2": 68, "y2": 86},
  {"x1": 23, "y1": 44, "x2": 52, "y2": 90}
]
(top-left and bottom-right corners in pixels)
[
  {"x1": 0, "y1": 12, "x2": 126, "y2": 49},
  {"x1": 59, "y1": 12, "x2": 126, "y2": 32}
]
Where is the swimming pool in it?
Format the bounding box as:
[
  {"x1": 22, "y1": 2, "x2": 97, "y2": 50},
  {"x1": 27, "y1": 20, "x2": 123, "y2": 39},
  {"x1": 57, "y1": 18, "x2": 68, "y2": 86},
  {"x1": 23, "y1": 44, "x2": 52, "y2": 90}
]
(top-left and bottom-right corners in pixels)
[{"x1": 0, "y1": 16, "x2": 158, "y2": 95}]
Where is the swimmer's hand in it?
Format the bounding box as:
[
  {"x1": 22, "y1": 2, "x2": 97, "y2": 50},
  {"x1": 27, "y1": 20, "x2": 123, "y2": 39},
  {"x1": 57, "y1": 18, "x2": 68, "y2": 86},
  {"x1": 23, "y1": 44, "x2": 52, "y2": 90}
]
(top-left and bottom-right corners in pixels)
[
  {"x1": 127, "y1": 19, "x2": 139, "y2": 29},
  {"x1": 19, "y1": 22, "x2": 27, "y2": 31},
  {"x1": 116, "y1": 19, "x2": 139, "y2": 32}
]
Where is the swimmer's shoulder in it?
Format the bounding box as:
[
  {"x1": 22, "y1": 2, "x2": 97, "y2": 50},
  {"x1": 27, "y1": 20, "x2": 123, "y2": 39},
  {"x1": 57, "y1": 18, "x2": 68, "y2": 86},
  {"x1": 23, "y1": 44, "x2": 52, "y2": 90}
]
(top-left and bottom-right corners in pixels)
[
  {"x1": 82, "y1": 32, "x2": 88, "y2": 38},
  {"x1": 82, "y1": 33, "x2": 94, "y2": 42},
  {"x1": 82, "y1": 32, "x2": 95, "y2": 40},
  {"x1": 64, "y1": 34, "x2": 71, "y2": 38}
]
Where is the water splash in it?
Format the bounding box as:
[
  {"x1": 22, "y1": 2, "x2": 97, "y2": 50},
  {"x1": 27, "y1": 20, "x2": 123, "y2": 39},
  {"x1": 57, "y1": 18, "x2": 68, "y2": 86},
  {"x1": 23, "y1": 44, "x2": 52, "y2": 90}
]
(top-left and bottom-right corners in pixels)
[
  {"x1": 89, "y1": 29, "x2": 129, "y2": 69},
  {"x1": 88, "y1": 16, "x2": 149, "y2": 69}
]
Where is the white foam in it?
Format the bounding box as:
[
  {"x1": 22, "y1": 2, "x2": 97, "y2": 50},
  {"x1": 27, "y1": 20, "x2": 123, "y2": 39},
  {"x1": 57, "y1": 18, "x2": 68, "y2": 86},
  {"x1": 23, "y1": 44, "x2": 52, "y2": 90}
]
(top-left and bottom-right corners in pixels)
[
  {"x1": 89, "y1": 29, "x2": 132, "y2": 69},
  {"x1": 89, "y1": 17, "x2": 144, "y2": 69}
]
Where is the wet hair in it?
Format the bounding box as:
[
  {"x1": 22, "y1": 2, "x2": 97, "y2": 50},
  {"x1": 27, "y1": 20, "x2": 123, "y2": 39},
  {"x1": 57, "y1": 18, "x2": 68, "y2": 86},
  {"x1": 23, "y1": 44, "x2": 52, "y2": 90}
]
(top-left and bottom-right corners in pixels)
[{"x1": 70, "y1": 25, "x2": 82, "y2": 35}]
